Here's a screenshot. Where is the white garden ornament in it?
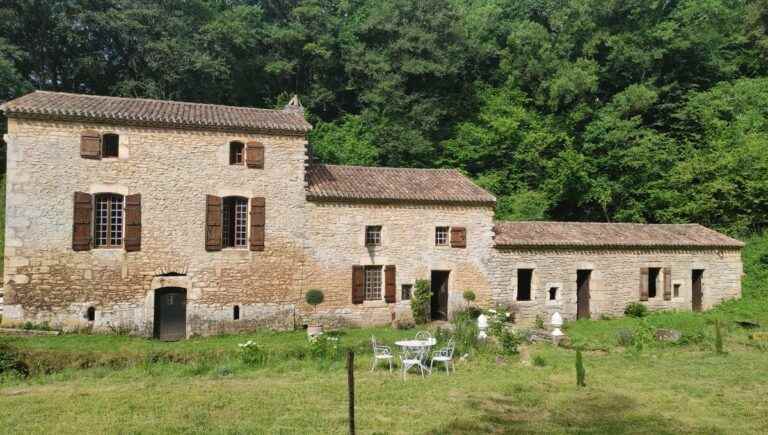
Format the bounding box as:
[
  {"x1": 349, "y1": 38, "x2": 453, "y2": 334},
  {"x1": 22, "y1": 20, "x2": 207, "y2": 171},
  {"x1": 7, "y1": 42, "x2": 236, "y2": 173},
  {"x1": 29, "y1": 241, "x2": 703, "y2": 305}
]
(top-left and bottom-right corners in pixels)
[
  {"x1": 477, "y1": 313, "x2": 489, "y2": 340},
  {"x1": 551, "y1": 312, "x2": 564, "y2": 344}
]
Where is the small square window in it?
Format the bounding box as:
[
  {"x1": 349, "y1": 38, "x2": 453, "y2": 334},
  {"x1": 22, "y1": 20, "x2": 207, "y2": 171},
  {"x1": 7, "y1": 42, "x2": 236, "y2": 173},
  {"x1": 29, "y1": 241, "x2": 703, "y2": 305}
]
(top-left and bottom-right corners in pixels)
[
  {"x1": 549, "y1": 287, "x2": 558, "y2": 301},
  {"x1": 673, "y1": 283, "x2": 681, "y2": 298},
  {"x1": 365, "y1": 225, "x2": 382, "y2": 246},
  {"x1": 401, "y1": 284, "x2": 413, "y2": 300},
  {"x1": 229, "y1": 141, "x2": 244, "y2": 165},
  {"x1": 435, "y1": 227, "x2": 449, "y2": 246}
]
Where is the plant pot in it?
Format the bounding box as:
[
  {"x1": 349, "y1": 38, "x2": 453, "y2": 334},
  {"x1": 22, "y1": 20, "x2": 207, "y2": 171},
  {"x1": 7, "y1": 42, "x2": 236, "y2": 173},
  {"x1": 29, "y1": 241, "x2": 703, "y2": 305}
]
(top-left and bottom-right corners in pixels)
[{"x1": 307, "y1": 324, "x2": 324, "y2": 338}]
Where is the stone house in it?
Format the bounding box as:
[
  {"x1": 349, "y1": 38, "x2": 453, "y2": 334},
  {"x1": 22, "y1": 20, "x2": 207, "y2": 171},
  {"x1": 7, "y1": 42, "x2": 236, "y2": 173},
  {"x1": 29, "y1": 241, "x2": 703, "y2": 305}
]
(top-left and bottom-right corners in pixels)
[{"x1": 0, "y1": 91, "x2": 744, "y2": 339}]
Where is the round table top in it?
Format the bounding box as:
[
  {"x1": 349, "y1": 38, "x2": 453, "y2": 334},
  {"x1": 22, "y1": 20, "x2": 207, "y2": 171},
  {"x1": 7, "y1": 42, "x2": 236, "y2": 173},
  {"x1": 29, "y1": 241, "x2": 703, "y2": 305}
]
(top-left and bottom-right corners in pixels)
[{"x1": 395, "y1": 338, "x2": 436, "y2": 347}]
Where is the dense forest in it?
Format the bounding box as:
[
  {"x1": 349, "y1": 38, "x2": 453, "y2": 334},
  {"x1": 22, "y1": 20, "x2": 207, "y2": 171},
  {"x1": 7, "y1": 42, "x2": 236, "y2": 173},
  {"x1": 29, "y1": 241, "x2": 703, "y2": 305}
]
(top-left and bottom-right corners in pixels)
[{"x1": 1, "y1": 0, "x2": 766, "y2": 235}]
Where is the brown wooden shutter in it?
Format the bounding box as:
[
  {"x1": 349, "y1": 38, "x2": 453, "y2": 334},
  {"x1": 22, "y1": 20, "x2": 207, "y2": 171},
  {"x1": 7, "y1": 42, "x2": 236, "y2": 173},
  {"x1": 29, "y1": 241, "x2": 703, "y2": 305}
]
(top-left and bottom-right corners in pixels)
[
  {"x1": 639, "y1": 268, "x2": 649, "y2": 301},
  {"x1": 250, "y1": 197, "x2": 265, "y2": 251},
  {"x1": 124, "y1": 194, "x2": 141, "y2": 252},
  {"x1": 245, "y1": 141, "x2": 265, "y2": 168},
  {"x1": 450, "y1": 227, "x2": 466, "y2": 248},
  {"x1": 205, "y1": 195, "x2": 223, "y2": 251},
  {"x1": 385, "y1": 265, "x2": 396, "y2": 303},
  {"x1": 352, "y1": 266, "x2": 365, "y2": 304},
  {"x1": 663, "y1": 267, "x2": 672, "y2": 301},
  {"x1": 72, "y1": 192, "x2": 93, "y2": 251},
  {"x1": 80, "y1": 130, "x2": 101, "y2": 159}
]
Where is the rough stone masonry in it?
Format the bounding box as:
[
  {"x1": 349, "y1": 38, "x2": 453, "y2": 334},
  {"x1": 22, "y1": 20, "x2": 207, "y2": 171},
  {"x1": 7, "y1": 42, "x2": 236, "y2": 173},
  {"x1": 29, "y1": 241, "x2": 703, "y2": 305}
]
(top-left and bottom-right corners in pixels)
[{"x1": 0, "y1": 91, "x2": 744, "y2": 338}]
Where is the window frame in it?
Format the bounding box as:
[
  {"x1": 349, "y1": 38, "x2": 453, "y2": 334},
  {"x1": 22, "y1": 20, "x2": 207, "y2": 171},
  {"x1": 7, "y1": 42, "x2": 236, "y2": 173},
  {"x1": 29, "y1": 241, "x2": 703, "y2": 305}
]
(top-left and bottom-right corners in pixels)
[
  {"x1": 222, "y1": 196, "x2": 249, "y2": 249},
  {"x1": 93, "y1": 193, "x2": 124, "y2": 248},
  {"x1": 401, "y1": 284, "x2": 413, "y2": 301},
  {"x1": 229, "y1": 141, "x2": 245, "y2": 165},
  {"x1": 365, "y1": 225, "x2": 382, "y2": 247},
  {"x1": 364, "y1": 265, "x2": 383, "y2": 301},
  {"x1": 101, "y1": 133, "x2": 120, "y2": 158},
  {"x1": 435, "y1": 226, "x2": 449, "y2": 246}
]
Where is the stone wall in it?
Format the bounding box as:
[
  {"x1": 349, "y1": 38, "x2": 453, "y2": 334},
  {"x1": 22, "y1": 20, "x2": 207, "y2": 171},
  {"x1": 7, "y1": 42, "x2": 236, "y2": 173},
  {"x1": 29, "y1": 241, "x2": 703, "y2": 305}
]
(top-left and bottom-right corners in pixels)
[
  {"x1": 302, "y1": 201, "x2": 496, "y2": 326},
  {"x1": 489, "y1": 247, "x2": 743, "y2": 324},
  {"x1": 2, "y1": 118, "x2": 309, "y2": 335}
]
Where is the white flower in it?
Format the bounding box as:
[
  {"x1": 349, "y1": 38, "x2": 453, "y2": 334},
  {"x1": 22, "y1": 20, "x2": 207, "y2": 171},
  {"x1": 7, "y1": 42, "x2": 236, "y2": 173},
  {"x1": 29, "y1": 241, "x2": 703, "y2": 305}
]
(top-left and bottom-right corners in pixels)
[
  {"x1": 505, "y1": 312, "x2": 511, "y2": 318},
  {"x1": 488, "y1": 309, "x2": 497, "y2": 314}
]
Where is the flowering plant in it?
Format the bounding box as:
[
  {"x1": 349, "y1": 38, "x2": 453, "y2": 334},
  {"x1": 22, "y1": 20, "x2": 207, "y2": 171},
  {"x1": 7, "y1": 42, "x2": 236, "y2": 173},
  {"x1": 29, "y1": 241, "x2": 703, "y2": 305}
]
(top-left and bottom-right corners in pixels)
[
  {"x1": 238, "y1": 340, "x2": 267, "y2": 367},
  {"x1": 308, "y1": 334, "x2": 342, "y2": 361},
  {"x1": 485, "y1": 306, "x2": 513, "y2": 337}
]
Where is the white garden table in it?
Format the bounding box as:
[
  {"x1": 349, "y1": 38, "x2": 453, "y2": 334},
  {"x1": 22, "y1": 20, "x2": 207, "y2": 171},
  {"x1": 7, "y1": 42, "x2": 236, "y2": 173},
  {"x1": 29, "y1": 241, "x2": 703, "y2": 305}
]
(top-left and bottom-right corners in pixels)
[{"x1": 395, "y1": 338, "x2": 437, "y2": 374}]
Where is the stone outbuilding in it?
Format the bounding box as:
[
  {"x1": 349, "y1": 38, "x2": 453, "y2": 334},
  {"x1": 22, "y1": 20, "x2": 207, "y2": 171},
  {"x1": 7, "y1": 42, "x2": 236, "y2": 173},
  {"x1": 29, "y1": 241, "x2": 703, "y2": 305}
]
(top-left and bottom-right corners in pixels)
[{"x1": 0, "y1": 91, "x2": 744, "y2": 338}]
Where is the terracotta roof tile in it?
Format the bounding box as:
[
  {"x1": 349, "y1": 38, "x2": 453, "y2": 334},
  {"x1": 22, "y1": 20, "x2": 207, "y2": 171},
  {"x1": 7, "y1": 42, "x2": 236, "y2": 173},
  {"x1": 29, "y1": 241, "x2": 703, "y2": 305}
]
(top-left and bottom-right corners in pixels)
[
  {"x1": 306, "y1": 164, "x2": 496, "y2": 205},
  {"x1": 493, "y1": 221, "x2": 744, "y2": 248},
  {"x1": 0, "y1": 91, "x2": 312, "y2": 134}
]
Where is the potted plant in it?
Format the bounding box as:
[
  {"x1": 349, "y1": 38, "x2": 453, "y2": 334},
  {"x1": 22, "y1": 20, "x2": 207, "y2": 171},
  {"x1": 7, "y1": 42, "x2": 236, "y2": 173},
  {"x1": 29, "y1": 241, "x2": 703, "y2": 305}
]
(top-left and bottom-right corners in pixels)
[{"x1": 305, "y1": 289, "x2": 325, "y2": 337}]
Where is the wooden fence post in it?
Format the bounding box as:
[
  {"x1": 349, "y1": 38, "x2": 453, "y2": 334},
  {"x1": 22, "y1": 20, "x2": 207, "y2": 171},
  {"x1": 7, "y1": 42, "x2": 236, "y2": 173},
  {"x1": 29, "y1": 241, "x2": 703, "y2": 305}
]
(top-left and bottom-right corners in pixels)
[{"x1": 347, "y1": 350, "x2": 355, "y2": 435}]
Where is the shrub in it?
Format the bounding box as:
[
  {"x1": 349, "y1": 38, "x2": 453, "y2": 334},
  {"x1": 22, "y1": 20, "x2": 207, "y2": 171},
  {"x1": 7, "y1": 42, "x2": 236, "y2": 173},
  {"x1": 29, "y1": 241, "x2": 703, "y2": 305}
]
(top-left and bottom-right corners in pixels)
[
  {"x1": 624, "y1": 302, "x2": 649, "y2": 318},
  {"x1": 308, "y1": 334, "x2": 342, "y2": 362},
  {"x1": 305, "y1": 289, "x2": 324, "y2": 308},
  {"x1": 533, "y1": 355, "x2": 547, "y2": 367},
  {"x1": 534, "y1": 315, "x2": 545, "y2": 330},
  {"x1": 486, "y1": 307, "x2": 513, "y2": 337},
  {"x1": 575, "y1": 349, "x2": 586, "y2": 387},
  {"x1": 630, "y1": 319, "x2": 655, "y2": 353},
  {"x1": 616, "y1": 329, "x2": 635, "y2": 347},
  {"x1": 0, "y1": 342, "x2": 21, "y2": 374},
  {"x1": 462, "y1": 290, "x2": 476, "y2": 303},
  {"x1": 238, "y1": 340, "x2": 267, "y2": 367},
  {"x1": 452, "y1": 310, "x2": 479, "y2": 354},
  {"x1": 411, "y1": 279, "x2": 432, "y2": 324},
  {"x1": 500, "y1": 330, "x2": 522, "y2": 355}
]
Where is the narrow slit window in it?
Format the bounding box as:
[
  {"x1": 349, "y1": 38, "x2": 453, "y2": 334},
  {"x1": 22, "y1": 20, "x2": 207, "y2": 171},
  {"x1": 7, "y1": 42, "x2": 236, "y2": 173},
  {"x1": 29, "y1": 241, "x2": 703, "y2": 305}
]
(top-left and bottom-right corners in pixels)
[
  {"x1": 86, "y1": 307, "x2": 95, "y2": 322},
  {"x1": 648, "y1": 268, "x2": 661, "y2": 298},
  {"x1": 673, "y1": 283, "x2": 681, "y2": 298},
  {"x1": 222, "y1": 197, "x2": 248, "y2": 248},
  {"x1": 94, "y1": 193, "x2": 124, "y2": 247},
  {"x1": 517, "y1": 269, "x2": 533, "y2": 301},
  {"x1": 229, "y1": 141, "x2": 244, "y2": 165},
  {"x1": 549, "y1": 287, "x2": 558, "y2": 301},
  {"x1": 102, "y1": 133, "x2": 119, "y2": 158},
  {"x1": 364, "y1": 266, "x2": 383, "y2": 301},
  {"x1": 233, "y1": 305, "x2": 240, "y2": 320}
]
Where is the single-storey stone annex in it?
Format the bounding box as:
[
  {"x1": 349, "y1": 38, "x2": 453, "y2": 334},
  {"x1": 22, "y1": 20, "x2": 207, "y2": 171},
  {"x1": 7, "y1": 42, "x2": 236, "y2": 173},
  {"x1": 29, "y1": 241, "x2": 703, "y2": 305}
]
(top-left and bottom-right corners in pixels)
[{"x1": 0, "y1": 91, "x2": 744, "y2": 339}]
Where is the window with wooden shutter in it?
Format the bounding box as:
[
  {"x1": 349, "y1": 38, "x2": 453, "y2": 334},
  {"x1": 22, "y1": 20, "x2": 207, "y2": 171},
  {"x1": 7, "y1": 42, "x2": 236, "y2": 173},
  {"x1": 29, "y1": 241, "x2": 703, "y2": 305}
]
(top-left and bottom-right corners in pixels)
[
  {"x1": 205, "y1": 195, "x2": 223, "y2": 251},
  {"x1": 450, "y1": 227, "x2": 466, "y2": 248},
  {"x1": 250, "y1": 197, "x2": 265, "y2": 251},
  {"x1": 245, "y1": 141, "x2": 265, "y2": 168},
  {"x1": 385, "y1": 265, "x2": 396, "y2": 303},
  {"x1": 352, "y1": 266, "x2": 365, "y2": 304},
  {"x1": 72, "y1": 192, "x2": 93, "y2": 251},
  {"x1": 663, "y1": 267, "x2": 672, "y2": 301},
  {"x1": 93, "y1": 193, "x2": 124, "y2": 248},
  {"x1": 80, "y1": 130, "x2": 101, "y2": 159},
  {"x1": 639, "y1": 268, "x2": 649, "y2": 301},
  {"x1": 124, "y1": 194, "x2": 141, "y2": 252},
  {"x1": 229, "y1": 141, "x2": 244, "y2": 165}
]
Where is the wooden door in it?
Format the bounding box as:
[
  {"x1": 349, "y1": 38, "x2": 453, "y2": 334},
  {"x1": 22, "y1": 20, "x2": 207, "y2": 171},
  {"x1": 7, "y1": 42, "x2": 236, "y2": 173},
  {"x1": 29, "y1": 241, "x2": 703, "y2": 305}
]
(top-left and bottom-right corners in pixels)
[
  {"x1": 430, "y1": 271, "x2": 450, "y2": 321},
  {"x1": 692, "y1": 270, "x2": 704, "y2": 312},
  {"x1": 577, "y1": 270, "x2": 591, "y2": 320},
  {"x1": 154, "y1": 288, "x2": 187, "y2": 341}
]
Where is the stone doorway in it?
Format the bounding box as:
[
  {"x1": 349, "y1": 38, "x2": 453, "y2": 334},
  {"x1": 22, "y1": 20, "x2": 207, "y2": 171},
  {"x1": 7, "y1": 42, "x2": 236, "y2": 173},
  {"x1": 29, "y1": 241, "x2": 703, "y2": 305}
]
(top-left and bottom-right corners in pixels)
[
  {"x1": 431, "y1": 270, "x2": 450, "y2": 321},
  {"x1": 154, "y1": 287, "x2": 187, "y2": 341}
]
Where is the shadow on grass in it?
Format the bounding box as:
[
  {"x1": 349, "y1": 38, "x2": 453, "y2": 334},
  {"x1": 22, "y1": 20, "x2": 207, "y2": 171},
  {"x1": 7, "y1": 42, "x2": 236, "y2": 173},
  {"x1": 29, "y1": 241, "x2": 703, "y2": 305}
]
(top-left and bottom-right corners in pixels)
[{"x1": 428, "y1": 387, "x2": 724, "y2": 435}]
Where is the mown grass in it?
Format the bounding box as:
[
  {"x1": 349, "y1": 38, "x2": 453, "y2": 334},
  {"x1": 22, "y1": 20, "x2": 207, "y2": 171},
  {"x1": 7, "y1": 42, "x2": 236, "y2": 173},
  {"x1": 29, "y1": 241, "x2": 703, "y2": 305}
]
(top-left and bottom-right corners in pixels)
[{"x1": 0, "y1": 232, "x2": 767, "y2": 433}]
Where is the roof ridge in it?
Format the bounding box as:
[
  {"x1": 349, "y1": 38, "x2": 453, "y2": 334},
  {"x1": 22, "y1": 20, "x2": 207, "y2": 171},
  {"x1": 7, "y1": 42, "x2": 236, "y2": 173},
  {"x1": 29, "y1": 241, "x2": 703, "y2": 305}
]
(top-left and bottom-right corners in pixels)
[
  {"x1": 317, "y1": 163, "x2": 461, "y2": 172},
  {"x1": 23, "y1": 90, "x2": 289, "y2": 115}
]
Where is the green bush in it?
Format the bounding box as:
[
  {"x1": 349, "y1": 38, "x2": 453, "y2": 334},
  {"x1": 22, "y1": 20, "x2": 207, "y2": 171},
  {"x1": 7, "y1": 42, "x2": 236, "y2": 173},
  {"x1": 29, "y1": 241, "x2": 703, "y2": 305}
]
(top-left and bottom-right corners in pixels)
[
  {"x1": 305, "y1": 289, "x2": 324, "y2": 308},
  {"x1": 308, "y1": 334, "x2": 342, "y2": 362},
  {"x1": 411, "y1": 279, "x2": 432, "y2": 324},
  {"x1": 462, "y1": 290, "x2": 476, "y2": 303},
  {"x1": 616, "y1": 329, "x2": 635, "y2": 347},
  {"x1": 0, "y1": 342, "x2": 21, "y2": 374},
  {"x1": 533, "y1": 355, "x2": 546, "y2": 367},
  {"x1": 238, "y1": 340, "x2": 267, "y2": 367},
  {"x1": 624, "y1": 302, "x2": 649, "y2": 318},
  {"x1": 500, "y1": 330, "x2": 522, "y2": 355},
  {"x1": 451, "y1": 310, "x2": 479, "y2": 354},
  {"x1": 534, "y1": 315, "x2": 545, "y2": 330}
]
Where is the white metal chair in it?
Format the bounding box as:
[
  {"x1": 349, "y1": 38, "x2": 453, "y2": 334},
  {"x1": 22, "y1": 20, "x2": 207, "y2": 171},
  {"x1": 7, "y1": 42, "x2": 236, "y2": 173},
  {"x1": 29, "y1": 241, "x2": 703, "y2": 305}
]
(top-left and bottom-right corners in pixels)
[
  {"x1": 415, "y1": 331, "x2": 433, "y2": 342},
  {"x1": 400, "y1": 345, "x2": 428, "y2": 380},
  {"x1": 430, "y1": 338, "x2": 456, "y2": 374},
  {"x1": 371, "y1": 336, "x2": 394, "y2": 372}
]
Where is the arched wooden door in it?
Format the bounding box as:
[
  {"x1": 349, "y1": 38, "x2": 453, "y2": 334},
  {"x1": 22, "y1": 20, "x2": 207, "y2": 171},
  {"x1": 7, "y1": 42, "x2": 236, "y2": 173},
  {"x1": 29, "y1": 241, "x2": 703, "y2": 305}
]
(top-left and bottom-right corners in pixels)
[{"x1": 154, "y1": 287, "x2": 187, "y2": 341}]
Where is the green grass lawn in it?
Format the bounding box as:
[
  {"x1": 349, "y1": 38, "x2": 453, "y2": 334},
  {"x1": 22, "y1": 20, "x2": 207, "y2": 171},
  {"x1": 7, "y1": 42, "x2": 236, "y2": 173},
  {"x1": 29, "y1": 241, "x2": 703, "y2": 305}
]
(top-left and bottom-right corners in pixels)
[{"x1": 0, "y1": 232, "x2": 766, "y2": 434}]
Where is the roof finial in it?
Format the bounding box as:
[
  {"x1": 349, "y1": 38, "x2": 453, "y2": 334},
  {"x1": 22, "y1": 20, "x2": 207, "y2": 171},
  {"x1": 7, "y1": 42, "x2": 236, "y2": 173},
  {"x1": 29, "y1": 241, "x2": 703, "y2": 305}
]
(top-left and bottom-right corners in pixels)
[{"x1": 284, "y1": 94, "x2": 304, "y2": 114}]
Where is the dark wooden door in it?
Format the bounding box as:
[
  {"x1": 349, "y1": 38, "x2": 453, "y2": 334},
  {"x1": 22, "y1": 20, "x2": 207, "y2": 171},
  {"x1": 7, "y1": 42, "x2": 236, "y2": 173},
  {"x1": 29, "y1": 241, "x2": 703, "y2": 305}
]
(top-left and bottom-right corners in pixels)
[
  {"x1": 431, "y1": 271, "x2": 450, "y2": 321},
  {"x1": 692, "y1": 270, "x2": 704, "y2": 312},
  {"x1": 154, "y1": 288, "x2": 187, "y2": 341},
  {"x1": 577, "y1": 270, "x2": 591, "y2": 320}
]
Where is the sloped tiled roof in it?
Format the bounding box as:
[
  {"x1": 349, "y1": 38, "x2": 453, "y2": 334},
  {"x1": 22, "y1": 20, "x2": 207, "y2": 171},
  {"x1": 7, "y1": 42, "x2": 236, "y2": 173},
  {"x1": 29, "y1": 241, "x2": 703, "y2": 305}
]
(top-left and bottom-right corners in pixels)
[
  {"x1": 306, "y1": 164, "x2": 496, "y2": 205},
  {"x1": 0, "y1": 91, "x2": 312, "y2": 134},
  {"x1": 493, "y1": 221, "x2": 744, "y2": 248}
]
